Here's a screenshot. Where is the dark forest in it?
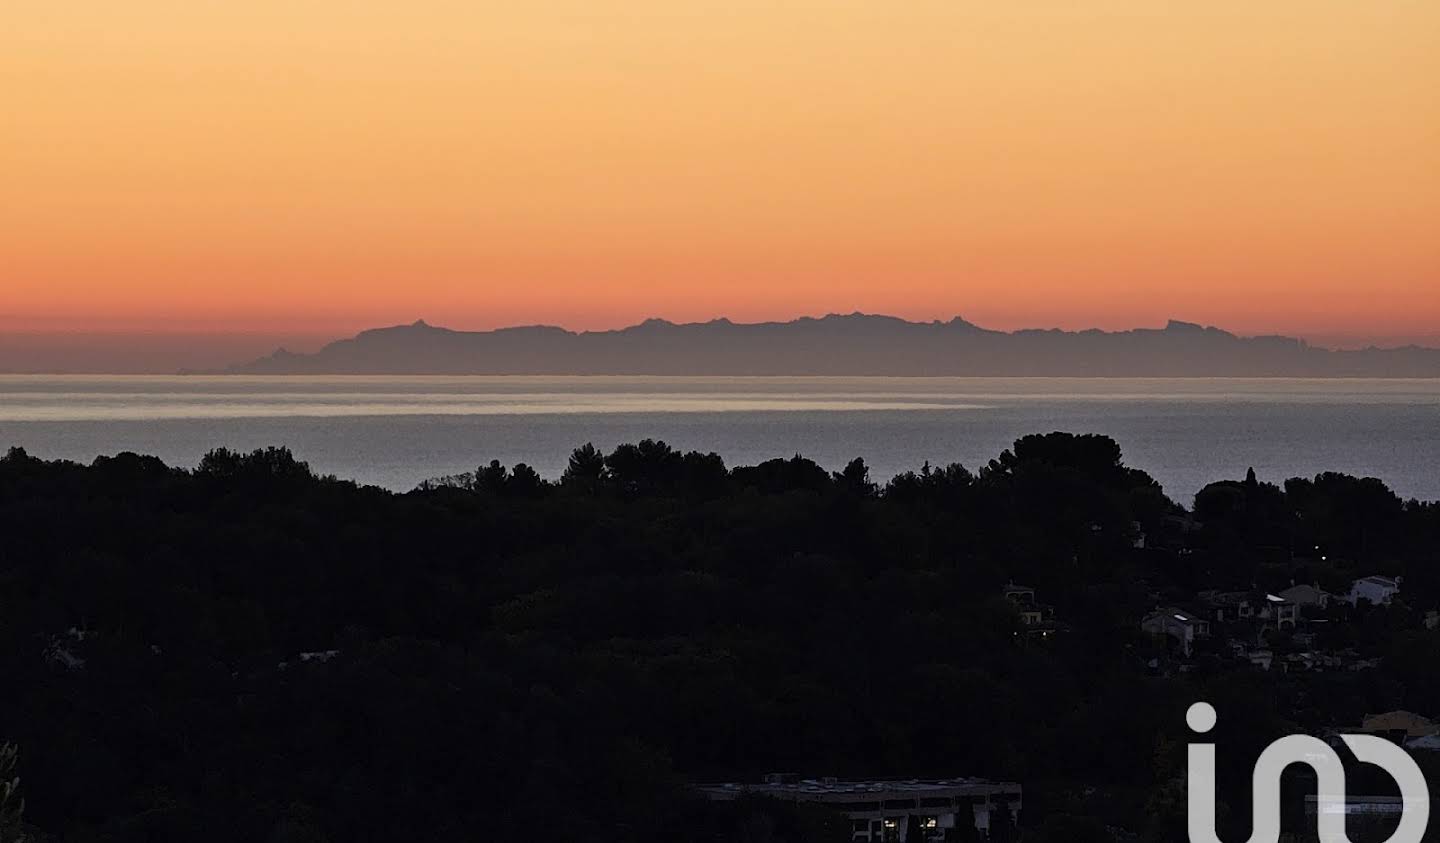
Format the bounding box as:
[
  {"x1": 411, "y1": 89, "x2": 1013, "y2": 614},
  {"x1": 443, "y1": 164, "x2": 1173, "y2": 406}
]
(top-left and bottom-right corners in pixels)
[{"x1": 3, "y1": 434, "x2": 1439, "y2": 842}]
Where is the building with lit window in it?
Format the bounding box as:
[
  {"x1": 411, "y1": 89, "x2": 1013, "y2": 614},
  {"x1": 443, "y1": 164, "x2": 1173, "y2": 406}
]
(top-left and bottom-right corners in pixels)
[{"x1": 1141, "y1": 607, "x2": 1211, "y2": 656}]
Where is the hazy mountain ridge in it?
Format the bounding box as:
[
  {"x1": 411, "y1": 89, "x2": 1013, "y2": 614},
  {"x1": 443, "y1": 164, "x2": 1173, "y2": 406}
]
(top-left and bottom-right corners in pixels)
[{"x1": 227, "y1": 314, "x2": 1440, "y2": 376}]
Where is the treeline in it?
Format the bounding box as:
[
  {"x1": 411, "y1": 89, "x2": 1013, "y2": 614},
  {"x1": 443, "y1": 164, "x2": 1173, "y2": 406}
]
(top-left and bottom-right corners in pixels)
[{"x1": 2, "y1": 436, "x2": 1440, "y2": 842}]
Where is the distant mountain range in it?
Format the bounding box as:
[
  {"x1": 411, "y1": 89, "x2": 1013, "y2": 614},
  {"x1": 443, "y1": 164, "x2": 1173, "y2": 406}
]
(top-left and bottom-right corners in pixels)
[{"x1": 225, "y1": 314, "x2": 1440, "y2": 377}]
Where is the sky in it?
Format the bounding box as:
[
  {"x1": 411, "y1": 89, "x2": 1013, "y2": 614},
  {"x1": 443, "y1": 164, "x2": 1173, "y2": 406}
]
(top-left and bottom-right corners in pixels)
[{"x1": 3, "y1": 1, "x2": 1438, "y2": 370}]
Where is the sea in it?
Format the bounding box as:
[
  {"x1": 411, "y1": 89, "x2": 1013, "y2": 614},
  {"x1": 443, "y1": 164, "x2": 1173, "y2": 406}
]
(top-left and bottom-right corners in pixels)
[{"x1": 1, "y1": 375, "x2": 1438, "y2": 504}]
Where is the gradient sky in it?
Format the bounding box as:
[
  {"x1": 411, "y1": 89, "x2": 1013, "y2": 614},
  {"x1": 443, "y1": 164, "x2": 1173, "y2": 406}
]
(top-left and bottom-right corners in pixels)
[{"x1": 4, "y1": 0, "x2": 1438, "y2": 353}]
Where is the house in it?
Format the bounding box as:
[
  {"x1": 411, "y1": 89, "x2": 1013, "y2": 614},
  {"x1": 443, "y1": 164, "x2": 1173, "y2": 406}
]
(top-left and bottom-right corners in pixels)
[
  {"x1": 1246, "y1": 649, "x2": 1275, "y2": 671},
  {"x1": 1197, "y1": 590, "x2": 1297, "y2": 630},
  {"x1": 1359, "y1": 711, "x2": 1437, "y2": 741},
  {"x1": 1345, "y1": 576, "x2": 1401, "y2": 607},
  {"x1": 1227, "y1": 636, "x2": 1284, "y2": 671},
  {"x1": 1001, "y1": 583, "x2": 1036, "y2": 604},
  {"x1": 1405, "y1": 734, "x2": 1440, "y2": 752},
  {"x1": 1141, "y1": 608, "x2": 1211, "y2": 656},
  {"x1": 1002, "y1": 583, "x2": 1057, "y2": 635},
  {"x1": 1278, "y1": 583, "x2": 1330, "y2": 610},
  {"x1": 1016, "y1": 606, "x2": 1047, "y2": 627},
  {"x1": 1130, "y1": 520, "x2": 1147, "y2": 549},
  {"x1": 1304, "y1": 794, "x2": 1408, "y2": 842},
  {"x1": 1269, "y1": 648, "x2": 1352, "y2": 672},
  {"x1": 1260, "y1": 593, "x2": 1299, "y2": 629},
  {"x1": 1198, "y1": 591, "x2": 1255, "y2": 623},
  {"x1": 697, "y1": 776, "x2": 1022, "y2": 842}
]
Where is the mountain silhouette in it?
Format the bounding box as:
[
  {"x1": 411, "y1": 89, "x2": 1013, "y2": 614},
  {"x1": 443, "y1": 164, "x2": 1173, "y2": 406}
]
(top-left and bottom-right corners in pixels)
[{"x1": 225, "y1": 314, "x2": 1440, "y2": 376}]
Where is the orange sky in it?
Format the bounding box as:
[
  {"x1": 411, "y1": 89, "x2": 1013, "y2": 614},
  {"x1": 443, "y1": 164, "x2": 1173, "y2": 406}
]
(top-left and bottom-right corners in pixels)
[{"x1": 3, "y1": 0, "x2": 1438, "y2": 345}]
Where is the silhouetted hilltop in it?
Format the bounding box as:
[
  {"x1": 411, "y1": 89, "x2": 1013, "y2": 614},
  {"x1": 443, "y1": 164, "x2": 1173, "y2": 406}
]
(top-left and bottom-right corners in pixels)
[{"x1": 227, "y1": 314, "x2": 1440, "y2": 376}]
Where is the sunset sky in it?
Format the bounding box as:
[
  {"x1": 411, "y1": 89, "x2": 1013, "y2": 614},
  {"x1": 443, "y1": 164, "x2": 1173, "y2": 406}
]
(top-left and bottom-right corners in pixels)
[{"x1": 4, "y1": 0, "x2": 1438, "y2": 364}]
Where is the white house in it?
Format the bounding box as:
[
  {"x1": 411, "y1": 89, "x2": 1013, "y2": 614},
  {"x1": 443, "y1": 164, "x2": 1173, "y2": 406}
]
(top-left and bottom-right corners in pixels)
[
  {"x1": 1345, "y1": 576, "x2": 1401, "y2": 607},
  {"x1": 1261, "y1": 593, "x2": 1299, "y2": 629}
]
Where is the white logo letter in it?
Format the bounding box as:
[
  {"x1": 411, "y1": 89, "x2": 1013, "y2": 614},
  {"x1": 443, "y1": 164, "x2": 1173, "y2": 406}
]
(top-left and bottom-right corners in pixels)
[{"x1": 1185, "y1": 702, "x2": 1429, "y2": 843}]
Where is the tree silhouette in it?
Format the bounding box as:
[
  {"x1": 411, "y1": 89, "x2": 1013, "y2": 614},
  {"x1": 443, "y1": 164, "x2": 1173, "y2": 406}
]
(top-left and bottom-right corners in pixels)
[
  {"x1": 562, "y1": 443, "x2": 607, "y2": 491},
  {"x1": 834, "y1": 457, "x2": 877, "y2": 498},
  {"x1": 2, "y1": 435, "x2": 1437, "y2": 841}
]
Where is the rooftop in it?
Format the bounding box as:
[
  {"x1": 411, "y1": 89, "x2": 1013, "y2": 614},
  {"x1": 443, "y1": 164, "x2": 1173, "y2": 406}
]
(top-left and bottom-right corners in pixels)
[
  {"x1": 1357, "y1": 576, "x2": 1400, "y2": 587},
  {"x1": 696, "y1": 777, "x2": 1020, "y2": 801},
  {"x1": 1149, "y1": 607, "x2": 1206, "y2": 626}
]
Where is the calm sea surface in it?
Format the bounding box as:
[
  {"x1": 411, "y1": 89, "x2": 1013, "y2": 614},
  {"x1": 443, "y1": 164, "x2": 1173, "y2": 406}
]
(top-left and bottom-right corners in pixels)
[{"x1": 2, "y1": 376, "x2": 1438, "y2": 503}]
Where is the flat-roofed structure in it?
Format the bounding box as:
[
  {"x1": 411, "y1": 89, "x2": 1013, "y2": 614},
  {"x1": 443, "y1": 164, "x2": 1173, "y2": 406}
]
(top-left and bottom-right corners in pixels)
[{"x1": 696, "y1": 775, "x2": 1021, "y2": 841}]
